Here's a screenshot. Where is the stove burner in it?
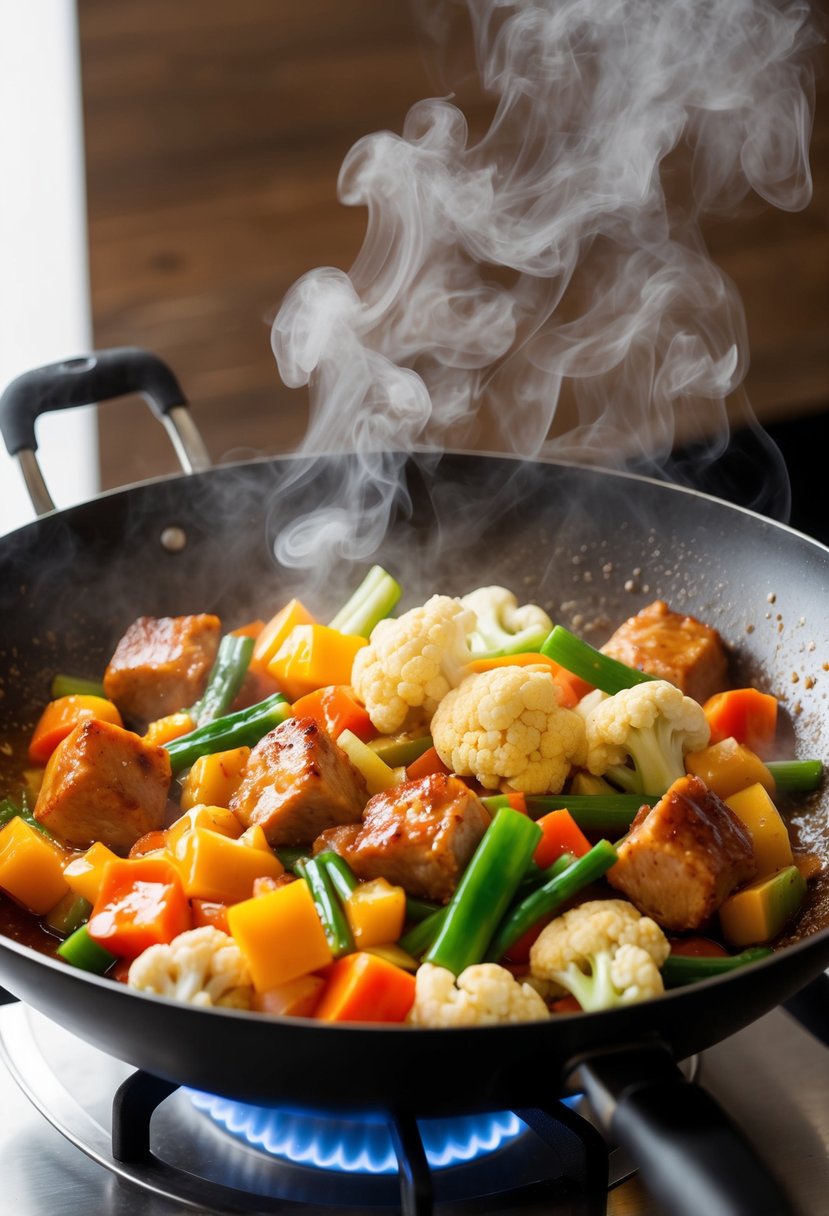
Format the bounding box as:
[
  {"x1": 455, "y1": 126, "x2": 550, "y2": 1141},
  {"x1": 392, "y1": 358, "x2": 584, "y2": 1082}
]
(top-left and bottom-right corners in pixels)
[{"x1": 187, "y1": 1090, "x2": 524, "y2": 1173}]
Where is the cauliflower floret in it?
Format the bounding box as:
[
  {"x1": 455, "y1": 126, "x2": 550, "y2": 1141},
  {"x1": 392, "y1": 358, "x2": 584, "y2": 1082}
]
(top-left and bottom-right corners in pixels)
[
  {"x1": 352, "y1": 595, "x2": 475, "y2": 734},
  {"x1": 408, "y1": 962, "x2": 549, "y2": 1026},
  {"x1": 530, "y1": 898, "x2": 670, "y2": 1011},
  {"x1": 584, "y1": 679, "x2": 710, "y2": 795},
  {"x1": 461, "y1": 586, "x2": 553, "y2": 658},
  {"x1": 431, "y1": 665, "x2": 586, "y2": 793},
  {"x1": 128, "y1": 926, "x2": 254, "y2": 1009}
]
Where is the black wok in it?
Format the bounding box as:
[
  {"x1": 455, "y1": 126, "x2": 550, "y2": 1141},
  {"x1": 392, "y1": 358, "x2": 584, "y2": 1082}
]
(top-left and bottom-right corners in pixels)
[{"x1": 2, "y1": 349, "x2": 828, "y2": 1215}]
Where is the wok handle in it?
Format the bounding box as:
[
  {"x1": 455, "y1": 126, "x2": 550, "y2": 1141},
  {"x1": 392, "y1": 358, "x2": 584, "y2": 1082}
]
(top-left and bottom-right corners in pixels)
[
  {"x1": 0, "y1": 347, "x2": 211, "y2": 514},
  {"x1": 568, "y1": 1041, "x2": 798, "y2": 1216}
]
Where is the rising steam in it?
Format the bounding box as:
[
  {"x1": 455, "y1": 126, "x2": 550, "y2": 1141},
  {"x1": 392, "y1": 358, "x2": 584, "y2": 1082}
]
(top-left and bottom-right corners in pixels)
[{"x1": 271, "y1": 0, "x2": 818, "y2": 569}]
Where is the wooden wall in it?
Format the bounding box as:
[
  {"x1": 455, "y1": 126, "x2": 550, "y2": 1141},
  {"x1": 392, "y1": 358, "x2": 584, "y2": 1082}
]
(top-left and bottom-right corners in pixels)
[{"x1": 78, "y1": 0, "x2": 829, "y2": 489}]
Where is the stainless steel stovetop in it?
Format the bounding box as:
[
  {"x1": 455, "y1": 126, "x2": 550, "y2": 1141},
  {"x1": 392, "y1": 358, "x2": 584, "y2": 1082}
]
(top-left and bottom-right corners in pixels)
[{"x1": 0, "y1": 998, "x2": 826, "y2": 1215}]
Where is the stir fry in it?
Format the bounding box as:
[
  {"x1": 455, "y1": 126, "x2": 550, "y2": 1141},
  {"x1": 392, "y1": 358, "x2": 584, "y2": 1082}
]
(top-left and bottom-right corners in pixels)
[{"x1": 0, "y1": 568, "x2": 823, "y2": 1025}]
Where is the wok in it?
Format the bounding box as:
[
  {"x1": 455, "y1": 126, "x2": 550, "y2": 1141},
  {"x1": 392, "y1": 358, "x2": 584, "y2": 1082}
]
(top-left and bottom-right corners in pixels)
[{"x1": 2, "y1": 348, "x2": 829, "y2": 1215}]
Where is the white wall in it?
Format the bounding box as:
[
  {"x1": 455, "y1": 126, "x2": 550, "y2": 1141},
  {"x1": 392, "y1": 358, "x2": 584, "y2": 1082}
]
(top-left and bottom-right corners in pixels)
[{"x1": 0, "y1": 1, "x2": 96, "y2": 536}]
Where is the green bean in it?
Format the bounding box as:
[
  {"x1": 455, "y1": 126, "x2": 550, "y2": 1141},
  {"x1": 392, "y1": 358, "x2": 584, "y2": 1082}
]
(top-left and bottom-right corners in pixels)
[
  {"x1": 191, "y1": 634, "x2": 254, "y2": 726},
  {"x1": 165, "y1": 692, "x2": 290, "y2": 774},
  {"x1": 296, "y1": 857, "x2": 354, "y2": 958},
  {"x1": 661, "y1": 947, "x2": 773, "y2": 989},
  {"x1": 424, "y1": 807, "x2": 541, "y2": 975},
  {"x1": 485, "y1": 839, "x2": 618, "y2": 962}
]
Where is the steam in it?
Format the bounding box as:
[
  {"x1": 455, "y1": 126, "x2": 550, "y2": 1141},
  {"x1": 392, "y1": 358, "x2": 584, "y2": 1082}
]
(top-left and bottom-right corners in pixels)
[{"x1": 271, "y1": 0, "x2": 818, "y2": 569}]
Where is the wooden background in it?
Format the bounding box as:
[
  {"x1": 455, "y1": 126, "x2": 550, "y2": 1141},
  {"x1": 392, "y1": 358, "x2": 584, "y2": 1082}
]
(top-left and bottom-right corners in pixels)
[{"x1": 77, "y1": 0, "x2": 828, "y2": 492}]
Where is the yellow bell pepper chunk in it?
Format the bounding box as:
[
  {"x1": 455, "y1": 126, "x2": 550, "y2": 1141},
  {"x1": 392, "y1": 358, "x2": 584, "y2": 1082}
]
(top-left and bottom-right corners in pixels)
[
  {"x1": 685, "y1": 737, "x2": 775, "y2": 800},
  {"x1": 252, "y1": 598, "x2": 316, "y2": 669},
  {"x1": 344, "y1": 878, "x2": 406, "y2": 948},
  {"x1": 179, "y1": 746, "x2": 250, "y2": 811},
  {"x1": 719, "y1": 866, "x2": 806, "y2": 947},
  {"x1": 267, "y1": 625, "x2": 367, "y2": 702},
  {"x1": 63, "y1": 840, "x2": 121, "y2": 904},
  {"x1": 171, "y1": 827, "x2": 284, "y2": 904},
  {"x1": 239, "y1": 824, "x2": 272, "y2": 851},
  {"x1": 227, "y1": 880, "x2": 333, "y2": 991},
  {"x1": 337, "y1": 729, "x2": 399, "y2": 795},
  {"x1": 0, "y1": 817, "x2": 68, "y2": 915},
  {"x1": 725, "y1": 784, "x2": 793, "y2": 879},
  {"x1": 143, "y1": 711, "x2": 196, "y2": 747},
  {"x1": 166, "y1": 804, "x2": 243, "y2": 848}
]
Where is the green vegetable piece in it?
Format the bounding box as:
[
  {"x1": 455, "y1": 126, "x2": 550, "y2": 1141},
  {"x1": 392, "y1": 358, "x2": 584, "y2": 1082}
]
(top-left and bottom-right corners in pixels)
[
  {"x1": 400, "y1": 905, "x2": 448, "y2": 958},
  {"x1": 50, "y1": 674, "x2": 107, "y2": 699},
  {"x1": 524, "y1": 793, "x2": 658, "y2": 832},
  {"x1": 319, "y1": 851, "x2": 359, "y2": 901},
  {"x1": 541, "y1": 625, "x2": 656, "y2": 695},
  {"x1": 296, "y1": 856, "x2": 355, "y2": 958},
  {"x1": 276, "y1": 846, "x2": 311, "y2": 873},
  {"x1": 328, "y1": 565, "x2": 402, "y2": 637},
  {"x1": 0, "y1": 796, "x2": 55, "y2": 840},
  {"x1": 424, "y1": 807, "x2": 542, "y2": 975},
  {"x1": 44, "y1": 892, "x2": 92, "y2": 938},
  {"x1": 766, "y1": 759, "x2": 823, "y2": 793},
  {"x1": 165, "y1": 692, "x2": 291, "y2": 775},
  {"x1": 485, "y1": 839, "x2": 619, "y2": 962},
  {"x1": 404, "y1": 894, "x2": 441, "y2": 924},
  {"x1": 661, "y1": 946, "x2": 773, "y2": 989},
  {"x1": 368, "y1": 735, "x2": 433, "y2": 767},
  {"x1": 191, "y1": 634, "x2": 254, "y2": 726},
  {"x1": 56, "y1": 924, "x2": 118, "y2": 974}
]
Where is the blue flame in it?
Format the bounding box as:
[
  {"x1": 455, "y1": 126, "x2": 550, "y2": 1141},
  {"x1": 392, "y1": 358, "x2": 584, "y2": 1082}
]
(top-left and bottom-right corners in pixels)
[{"x1": 187, "y1": 1091, "x2": 524, "y2": 1174}]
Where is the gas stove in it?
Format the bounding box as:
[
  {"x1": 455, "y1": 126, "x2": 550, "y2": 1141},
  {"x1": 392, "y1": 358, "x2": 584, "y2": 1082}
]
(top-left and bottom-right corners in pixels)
[{"x1": 0, "y1": 992, "x2": 827, "y2": 1216}]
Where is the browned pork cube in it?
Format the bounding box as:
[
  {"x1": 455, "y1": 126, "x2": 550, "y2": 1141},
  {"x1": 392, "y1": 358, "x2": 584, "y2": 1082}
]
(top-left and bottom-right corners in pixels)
[
  {"x1": 601, "y1": 600, "x2": 729, "y2": 704},
  {"x1": 103, "y1": 614, "x2": 221, "y2": 725},
  {"x1": 34, "y1": 718, "x2": 171, "y2": 853},
  {"x1": 314, "y1": 773, "x2": 491, "y2": 903},
  {"x1": 229, "y1": 716, "x2": 368, "y2": 846},
  {"x1": 607, "y1": 774, "x2": 756, "y2": 931}
]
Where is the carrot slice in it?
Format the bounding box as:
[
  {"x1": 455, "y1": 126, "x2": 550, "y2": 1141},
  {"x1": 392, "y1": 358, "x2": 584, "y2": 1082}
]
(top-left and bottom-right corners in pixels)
[
  {"x1": 703, "y1": 689, "x2": 778, "y2": 758},
  {"x1": 313, "y1": 951, "x2": 416, "y2": 1023},
  {"x1": 87, "y1": 857, "x2": 191, "y2": 959},
  {"x1": 533, "y1": 809, "x2": 592, "y2": 868},
  {"x1": 291, "y1": 685, "x2": 375, "y2": 742},
  {"x1": 29, "y1": 695, "x2": 123, "y2": 765},
  {"x1": 406, "y1": 745, "x2": 451, "y2": 781}
]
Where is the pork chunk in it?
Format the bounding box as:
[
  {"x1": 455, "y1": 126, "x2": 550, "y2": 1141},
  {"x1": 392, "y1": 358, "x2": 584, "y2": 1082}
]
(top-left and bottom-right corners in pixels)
[
  {"x1": 103, "y1": 614, "x2": 221, "y2": 725},
  {"x1": 34, "y1": 718, "x2": 171, "y2": 853},
  {"x1": 229, "y1": 716, "x2": 368, "y2": 846},
  {"x1": 314, "y1": 773, "x2": 491, "y2": 903},
  {"x1": 601, "y1": 600, "x2": 729, "y2": 704},
  {"x1": 607, "y1": 774, "x2": 756, "y2": 931}
]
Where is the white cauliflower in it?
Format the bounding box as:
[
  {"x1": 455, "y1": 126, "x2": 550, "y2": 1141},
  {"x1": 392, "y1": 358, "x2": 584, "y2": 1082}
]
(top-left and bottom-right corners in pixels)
[
  {"x1": 408, "y1": 962, "x2": 550, "y2": 1026},
  {"x1": 584, "y1": 679, "x2": 710, "y2": 795},
  {"x1": 461, "y1": 586, "x2": 553, "y2": 658},
  {"x1": 530, "y1": 898, "x2": 670, "y2": 1012},
  {"x1": 351, "y1": 595, "x2": 475, "y2": 734},
  {"x1": 431, "y1": 665, "x2": 586, "y2": 793},
  {"x1": 128, "y1": 926, "x2": 254, "y2": 1009}
]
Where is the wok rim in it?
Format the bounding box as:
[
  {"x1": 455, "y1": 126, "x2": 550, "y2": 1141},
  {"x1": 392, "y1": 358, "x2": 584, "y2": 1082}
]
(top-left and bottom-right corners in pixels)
[{"x1": 5, "y1": 442, "x2": 829, "y2": 561}]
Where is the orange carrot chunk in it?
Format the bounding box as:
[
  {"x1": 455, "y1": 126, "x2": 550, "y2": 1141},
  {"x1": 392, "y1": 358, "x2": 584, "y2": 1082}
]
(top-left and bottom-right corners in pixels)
[
  {"x1": 532, "y1": 809, "x2": 592, "y2": 869},
  {"x1": 291, "y1": 685, "x2": 376, "y2": 742},
  {"x1": 29, "y1": 695, "x2": 123, "y2": 765},
  {"x1": 87, "y1": 857, "x2": 191, "y2": 959},
  {"x1": 703, "y1": 689, "x2": 778, "y2": 758},
  {"x1": 314, "y1": 951, "x2": 416, "y2": 1023},
  {"x1": 406, "y1": 745, "x2": 451, "y2": 781}
]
